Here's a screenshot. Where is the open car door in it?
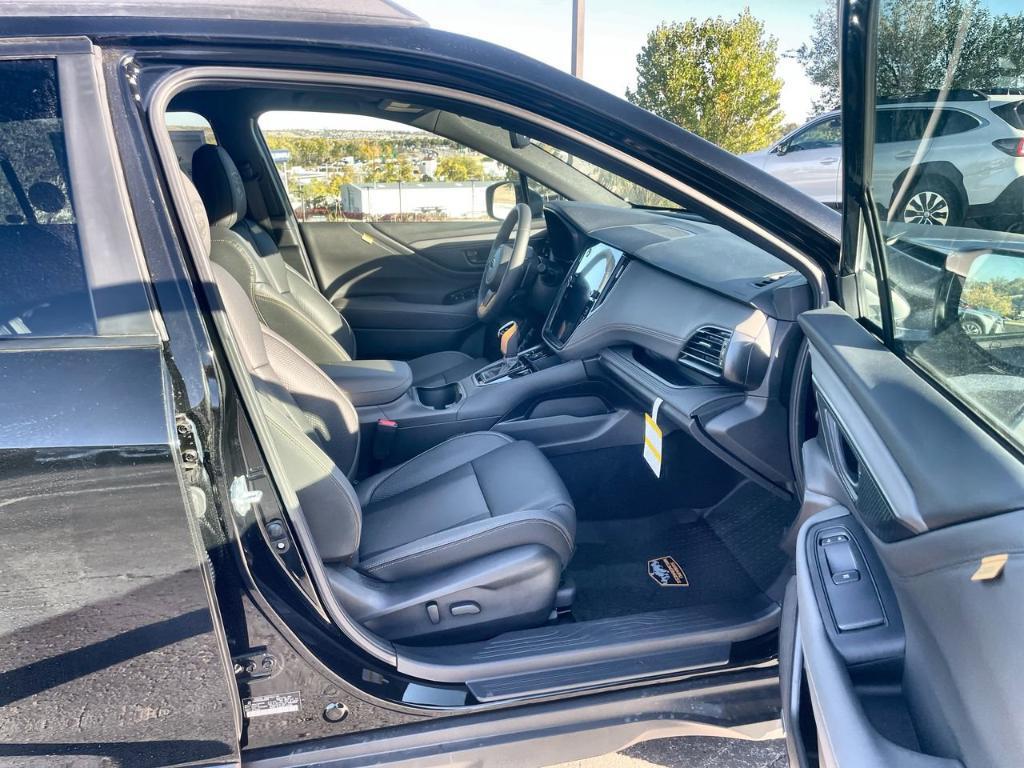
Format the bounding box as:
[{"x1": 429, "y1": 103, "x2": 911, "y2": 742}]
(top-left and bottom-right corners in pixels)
[{"x1": 781, "y1": 1, "x2": 1024, "y2": 766}]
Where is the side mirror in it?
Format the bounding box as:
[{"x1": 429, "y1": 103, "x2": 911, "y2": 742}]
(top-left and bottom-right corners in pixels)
[
  {"x1": 486, "y1": 181, "x2": 518, "y2": 220},
  {"x1": 954, "y1": 251, "x2": 1020, "y2": 342}
]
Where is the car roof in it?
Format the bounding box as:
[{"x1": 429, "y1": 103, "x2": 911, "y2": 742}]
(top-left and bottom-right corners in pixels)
[{"x1": 0, "y1": 0, "x2": 425, "y2": 25}]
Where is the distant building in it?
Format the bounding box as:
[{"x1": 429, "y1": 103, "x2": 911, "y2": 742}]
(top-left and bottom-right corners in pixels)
[
  {"x1": 342, "y1": 181, "x2": 491, "y2": 219},
  {"x1": 417, "y1": 157, "x2": 438, "y2": 179},
  {"x1": 482, "y1": 158, "x2": 505, "y2": 178}
]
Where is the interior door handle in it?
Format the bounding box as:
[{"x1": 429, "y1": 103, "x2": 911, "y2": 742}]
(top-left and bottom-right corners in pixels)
[{"x1": 464, "y1": 248, "x2": 488, "y2": 265}]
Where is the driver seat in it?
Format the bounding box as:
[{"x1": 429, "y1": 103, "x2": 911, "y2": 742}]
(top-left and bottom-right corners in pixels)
[{"x1": 190, "y1": 145, "x2": 486, "y2": 387}]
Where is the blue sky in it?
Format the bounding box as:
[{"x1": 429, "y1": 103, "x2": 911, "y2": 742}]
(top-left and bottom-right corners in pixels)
[
  {"x1": 254, "y1": 1, "x2": 829, "y2": 131},
  {"x1": 400, "y1": 0, "x2": 826, "y2": 121}
]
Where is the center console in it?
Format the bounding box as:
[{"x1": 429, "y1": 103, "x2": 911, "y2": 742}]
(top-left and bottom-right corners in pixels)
[
  {"x1": 473, "y1": 344, "x2": 559, "y2": 385},
  {"x1": 334, "y1": 241, "x2": 633, "y2": 469}
]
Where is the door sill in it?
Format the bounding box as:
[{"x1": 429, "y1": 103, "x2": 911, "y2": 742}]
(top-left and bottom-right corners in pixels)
[{"x1": 395, "y1": 595, "x2": 779, "y2": 699}]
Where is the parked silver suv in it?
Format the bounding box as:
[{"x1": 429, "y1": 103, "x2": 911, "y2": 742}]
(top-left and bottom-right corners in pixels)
[{"x1": 743, "y1": 90, "x2": 1024, "y2": 229}]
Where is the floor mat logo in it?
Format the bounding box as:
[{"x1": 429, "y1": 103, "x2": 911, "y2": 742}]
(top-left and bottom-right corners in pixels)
[{"x1": 648, "y1": 555, "x2": 689, "y2": 587}]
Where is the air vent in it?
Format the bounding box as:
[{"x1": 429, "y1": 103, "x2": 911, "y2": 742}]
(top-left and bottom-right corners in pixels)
[{"x1": 679, "y1": 327, "x2": 732, "y2": 374}]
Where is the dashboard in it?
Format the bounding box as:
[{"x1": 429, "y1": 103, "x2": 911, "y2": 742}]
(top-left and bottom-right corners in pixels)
[{"x1": 537, "y1": 201, "x2": 813, "y2": 489}]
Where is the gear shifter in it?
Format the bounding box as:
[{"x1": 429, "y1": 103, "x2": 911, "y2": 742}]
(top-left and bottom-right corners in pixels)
[
  {"x1": 499, "y1": 320, "x2": 521, "y2": 362},
  {"x1": 475, "y1": 321, "x2": 528, "y2": 384}
]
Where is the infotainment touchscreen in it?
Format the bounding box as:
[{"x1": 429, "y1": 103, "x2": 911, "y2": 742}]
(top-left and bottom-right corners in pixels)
[{"x1": 545, "y1": 243, "x2": 624, "y2": 346}]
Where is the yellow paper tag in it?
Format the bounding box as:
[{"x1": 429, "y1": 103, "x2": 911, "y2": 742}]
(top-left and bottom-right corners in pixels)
[
  {"x1": 971, "y1": 554, "x2": 1008, "y2": 582},
  {"x1": 643, "y1": 398, "x2": 664, "y2": 477}
]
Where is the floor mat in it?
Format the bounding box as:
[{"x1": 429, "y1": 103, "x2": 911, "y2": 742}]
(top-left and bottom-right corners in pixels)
[
  {"x1": 568, "y1": 512, "x2": 765, "y2": 621},
  {"x1": 703, "y1": 481, "x2": 797, "y2": 591}
]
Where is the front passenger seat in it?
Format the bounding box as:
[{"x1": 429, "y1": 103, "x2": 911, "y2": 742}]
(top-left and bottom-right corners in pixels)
[
  {"x1": 182, "y1": 174, "x2": 576, "y2": 642},
  {"x1": 191, "y1": 144, "x2": 486, "y2": 387}
]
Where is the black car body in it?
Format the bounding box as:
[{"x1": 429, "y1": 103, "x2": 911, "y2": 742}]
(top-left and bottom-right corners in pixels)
[{"x1": 2, "y1": 2, "x2": 1023, "y2": 767}]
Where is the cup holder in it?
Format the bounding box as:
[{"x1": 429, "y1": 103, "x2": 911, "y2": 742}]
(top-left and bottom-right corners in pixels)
[{"x1": 416, "y1": 382, "x2": 463, "y2": 410}]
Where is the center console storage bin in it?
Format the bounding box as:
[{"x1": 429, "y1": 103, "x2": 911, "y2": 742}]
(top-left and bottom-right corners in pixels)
[{"x1": 323, "y1": 359, "x2": 413, "y2": 407}]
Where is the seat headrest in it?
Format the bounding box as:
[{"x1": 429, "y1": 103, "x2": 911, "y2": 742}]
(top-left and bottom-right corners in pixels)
[
  {"x1": 192, "y1": 144, "x2": 248, "y2": 228},
  {"x1": 179, "y1": 170, "x2": 211, "y2": 256}
]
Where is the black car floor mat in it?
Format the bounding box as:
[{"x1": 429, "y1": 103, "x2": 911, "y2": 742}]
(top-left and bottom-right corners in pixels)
[{"x1": 567, "y1": 500, "x2": 778, "y2": 621}]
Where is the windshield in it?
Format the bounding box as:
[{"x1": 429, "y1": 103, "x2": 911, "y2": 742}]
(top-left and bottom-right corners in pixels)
[{"x1": 530, "y1": 140, "x2": 680, "y2": 209}]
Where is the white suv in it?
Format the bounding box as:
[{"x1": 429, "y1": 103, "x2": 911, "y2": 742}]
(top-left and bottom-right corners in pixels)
[{"x1": 743, "y1": 90, "x2": 1024, "y2": 228}]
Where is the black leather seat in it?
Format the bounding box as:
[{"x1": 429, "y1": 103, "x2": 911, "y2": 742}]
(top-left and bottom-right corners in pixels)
[
  {"x1": 181, "y1": 173, "x2": 575, "y2": 641},
  {"x1": 357, "y1": 432, "x2": 575, "y2": 581},
  {"x1": 190, "y1": 144, "x2": 486, "y2": 387}
]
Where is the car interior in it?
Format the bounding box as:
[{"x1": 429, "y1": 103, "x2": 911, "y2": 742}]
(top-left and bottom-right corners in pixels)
[{"x1": 160, "y1": 81, "x2": 815, "y2": 701}]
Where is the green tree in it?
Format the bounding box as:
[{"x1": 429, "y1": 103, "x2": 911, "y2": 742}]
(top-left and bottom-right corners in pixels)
[
  {"x1": 963, "y1": 279, "x2": 1013, "y2": 317},
  {"x1": 798, "y1": 0, "x2": 1024, "y2": 111},
  {"x1": 626, "y1": 10, "x2": 784, "y2": 153},
  {"x1": 364, "y1": 158, "x2": 417, "y2": 183},
  {"x1": 435, "y1": 154, "x2": 485, "y2": 181}
]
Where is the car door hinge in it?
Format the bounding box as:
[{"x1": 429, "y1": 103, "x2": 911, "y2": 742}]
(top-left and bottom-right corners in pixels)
[
  {"x1": 232, "y1": 649, "x2": 279, "y2": 681},
  {"x1": 230, "y1": 475, "x2": 263, "y2": 518},
  {"x1": 175, "y1": 415, "x2": 204, "y2": 479}
]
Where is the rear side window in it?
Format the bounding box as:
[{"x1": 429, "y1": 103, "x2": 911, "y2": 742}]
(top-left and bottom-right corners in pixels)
[
  {"x1": 875, "y1": 108, "x2": 979, "y2": 143},
  {"x1": 991, "y1": 100, "x2": 1024, "y2": 129},
  {"x1": 0, "y1": 59, "x2": 94, "y2": 337},
  {"x1": 935, "y1": 109, "x2": 982, "y2": 136}
]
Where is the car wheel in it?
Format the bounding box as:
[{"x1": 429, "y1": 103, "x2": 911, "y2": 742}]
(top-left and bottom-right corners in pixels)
[
  {"x1": 895, "y1": 177, "x2": 964, "y2": 227},
  {"x1": 961, "y1": 318, "x2": 984, "y2": 336}
]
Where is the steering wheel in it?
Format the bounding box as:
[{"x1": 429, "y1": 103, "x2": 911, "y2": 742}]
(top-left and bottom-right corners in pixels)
[{"x1": 477, "y1": 203, "x2": 532, "y2": 321}]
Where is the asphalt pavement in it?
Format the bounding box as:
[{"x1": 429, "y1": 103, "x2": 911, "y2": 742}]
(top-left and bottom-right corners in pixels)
[{"x1": 550, "y1": 736, "x2": 788, "y2": 768}]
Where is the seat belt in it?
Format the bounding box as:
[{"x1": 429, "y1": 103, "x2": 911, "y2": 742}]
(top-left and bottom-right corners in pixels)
[
  {"x1": 237, "y1": 159, "x2": 316, "y2": 283},
  {"x1": 236, "y1": 160, "x2": 275, "y2": 232}
]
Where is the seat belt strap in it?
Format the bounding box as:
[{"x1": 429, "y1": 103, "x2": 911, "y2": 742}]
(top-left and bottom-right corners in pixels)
[{"x1": 236, "y1": 160, "x2": 274, "y2": 231}]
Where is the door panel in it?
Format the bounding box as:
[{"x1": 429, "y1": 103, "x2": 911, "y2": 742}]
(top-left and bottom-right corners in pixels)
[
  {"x1": 300, "y1": 220, "x2": 498, "y2": 359},
  {"x1": 763, "y1": 148, "x2": 840, "y2": 205},
  {"x1": 784, "y1": 305, "x2": 1024, "y2": 767},
  {"x1": 0, "y1": 346, "x2": 240, "y2": 766}
]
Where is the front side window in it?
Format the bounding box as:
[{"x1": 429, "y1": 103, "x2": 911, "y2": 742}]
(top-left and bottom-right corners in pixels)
[
  {"x1": 859, "y1": 0, "x2": 1024, "y2": 447},
  {"x1": 789, "y1": 117, "x2": 842, "y2": 150},
  {"x1": 0, "y1": 59, "x2": 93, "y2": 337}
]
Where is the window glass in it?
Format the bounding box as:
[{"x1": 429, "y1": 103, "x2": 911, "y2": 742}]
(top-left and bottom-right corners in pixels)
[
  {"x1": 790, "y1": 117, "x2": 842, "y2": 150},
  {"x1": 936, "y1": 109, "x2": 981, "y2": 136},
  {"x1": 166, "y1": 112, "x2": 217, "y2": 177},
  {"x1": 860, "y1": 0, "x2": 1024, "y2": 447},
  {"x1": 0, "y1": 59, "x2": 94, "y2": 337},
  {"x1": 527, "y1": 176, "x2": 567, "y2": 204},
  {"x1": 529, "y1": 141, "x2": 678, "y2": 208},
  {"x1": 257, "y1": 111, "x2": 512, "y2": 222}
]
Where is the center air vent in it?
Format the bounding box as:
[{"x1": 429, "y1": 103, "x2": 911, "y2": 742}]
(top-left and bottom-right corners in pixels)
[{"x1": 679, "y1": 326, "x2": 733, "y2": 375}]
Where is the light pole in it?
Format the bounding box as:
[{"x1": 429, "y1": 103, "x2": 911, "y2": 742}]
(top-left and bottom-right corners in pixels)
[{"x1": 571, "y1": 0, "x2": 585, "y2": 78}]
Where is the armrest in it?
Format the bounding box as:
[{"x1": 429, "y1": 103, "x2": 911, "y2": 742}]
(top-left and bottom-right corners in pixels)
[{"x1": 322, "y1": 359, "x2": 413, "y2": 407}]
